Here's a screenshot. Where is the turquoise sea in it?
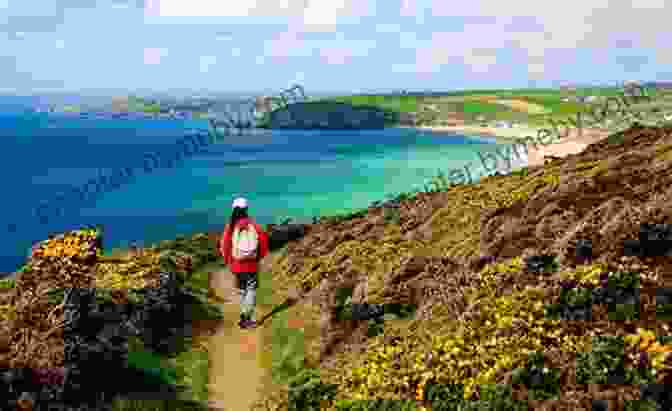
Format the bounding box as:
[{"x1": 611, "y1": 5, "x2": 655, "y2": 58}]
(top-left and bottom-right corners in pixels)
[{"x1": 0, "y1": 102, "x2": 525, "y2": 272}]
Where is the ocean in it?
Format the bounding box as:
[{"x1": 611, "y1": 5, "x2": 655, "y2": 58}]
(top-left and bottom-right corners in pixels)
[{"x1": 0, "y1": 100, "x2": 525, "y2": 273}]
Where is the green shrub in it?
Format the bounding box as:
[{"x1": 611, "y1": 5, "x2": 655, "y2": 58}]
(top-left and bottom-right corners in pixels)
[
  {"x1": 384, "y1": 208, "x2": 401, "y2": 225},
  {"x1": 423, "y1": 381, "x2": 464, "y2": 410},
  {"x1": 323, "y1": 208, "x2": 369, "y2": 225},
  {"x1": 576, "y1": 335, "x2": 625, "y2": 384},
  {"x1": 286, "y1": 368, "x2": 338, "y2": 411},
  {"x1": 509, "y1": 167, "x2": 529, "y2": 177},
  {"x1": 366, "y1": 318, "x2": 385, "y2": 338},
  {"x1": 387, "y1": 191, "x2": 419, "y2": 202},
  {"x1": 422, "y1": 381, "x2": 528, "y2": 411},
  {"x1": 126, "y1": 350, "x2": 178, "y2": 386},
  {"x1": 334, "y1": 398, "x2": 418, "y2": 410},
  {"x1": 604, "y1": 271, "x2": 640, "y2": 321},
  {"x1": 624, "y1": 399, "x2": 659, "y2": 411},
  {"x1": 462, "y1": 384, "x2": 529, "y2": 411},
  {"x1": 0, "y1": 278, "x2": 15, "y2": 289},
  {"x1": 383, "y1": 303, "x2": 416, "y2": 319},
  {"x1": 575, "y1": 335, "x2": 653, "y2": 385},
  {"x1": 334, "y1": 286, "x2": 355, "y2": 320},
  {"x1": 510, "y1": 352, "x2": 560, "y2": 400},
  {"x1": 609, "y1": 300, "x2": 640, "y2": 321},
  {"x1": 605, "y1": 271, "x2": 640, "y2": 289},
  {"x1": 424, "y1": 169, "x2": 453, "y2": 192}
]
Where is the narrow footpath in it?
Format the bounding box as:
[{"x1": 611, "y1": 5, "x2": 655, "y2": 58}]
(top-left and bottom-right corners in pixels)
[{"x1": 206, "y1": 263, "x2": 267, "y2": 411}]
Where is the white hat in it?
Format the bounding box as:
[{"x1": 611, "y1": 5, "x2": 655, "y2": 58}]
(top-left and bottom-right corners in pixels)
[{"x1": 232, "y1": 197, "x2": 248, "y2": 208}]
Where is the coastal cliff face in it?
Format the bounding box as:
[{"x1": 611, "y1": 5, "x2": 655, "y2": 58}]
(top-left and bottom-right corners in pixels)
[{"x1": 259, "y1": 102, "x2": 396, "y2": 129}]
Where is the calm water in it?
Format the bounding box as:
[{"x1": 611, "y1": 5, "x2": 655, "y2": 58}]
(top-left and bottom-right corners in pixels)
[{"x1": 0, "y1": 104, "x2": 525, "y2": 272}]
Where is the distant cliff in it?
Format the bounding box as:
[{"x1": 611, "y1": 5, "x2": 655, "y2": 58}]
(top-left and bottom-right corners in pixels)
[{"x1": 256, "y1": 101, "x2": 400, "y2": 129}]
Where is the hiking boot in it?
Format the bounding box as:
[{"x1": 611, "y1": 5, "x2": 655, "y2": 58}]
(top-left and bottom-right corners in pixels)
[
  {"x1": 239, "y1": 313, "x2": 249, "y2": 328},
  {"x1": 240, "y1": 319, "x2": 257, "y2": 329}
]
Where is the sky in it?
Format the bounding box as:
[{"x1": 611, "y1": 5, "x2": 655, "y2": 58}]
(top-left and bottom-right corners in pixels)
[{"x1": 0, "y1": 0, "x2": 670, "y2": 95}]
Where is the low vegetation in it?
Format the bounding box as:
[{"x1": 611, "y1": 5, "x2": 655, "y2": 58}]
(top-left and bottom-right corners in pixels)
[
  {"x1": 0, "y1": 228, "x2": 223, "y2": 410},
  {"x1": 249, "y1": 124, "x2": 672, "y2": 410}
]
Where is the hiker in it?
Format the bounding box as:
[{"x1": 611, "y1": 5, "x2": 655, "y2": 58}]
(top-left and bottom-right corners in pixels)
[{"x1": 219, "y1": 197, "x2": 269, "y2": 329}]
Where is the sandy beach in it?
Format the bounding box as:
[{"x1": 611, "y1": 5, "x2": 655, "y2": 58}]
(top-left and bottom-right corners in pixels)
[{"x1": 413, "y1": 123, "x2": 612, "y2": 168}]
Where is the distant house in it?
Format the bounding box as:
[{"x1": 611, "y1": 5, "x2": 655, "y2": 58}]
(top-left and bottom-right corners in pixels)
[
  {"x1": 585, "y1": 96, "x2": 597, "y2": 102},
  {"x1": 561, "y1": 97, "x2": 571, "y2": 102},
  {"x1": 623, "y1": 80, "x2": 644, "y2": 97},
  {"x1": 495, "y1": 121, "x2": 513, "y2": 128},
  {"x1": 398, "y1": 112, "x2": 418, "y2": 125}
]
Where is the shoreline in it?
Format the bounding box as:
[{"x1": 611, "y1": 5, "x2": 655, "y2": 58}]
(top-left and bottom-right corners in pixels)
[{"x1": 403, "y1": 123, "x2": 613, "y2": 168}]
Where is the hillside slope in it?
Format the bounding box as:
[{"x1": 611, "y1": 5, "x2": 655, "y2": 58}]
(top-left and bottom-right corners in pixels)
[{"x1": 254, "y1": 124, "x2": 672, "y2": 410}]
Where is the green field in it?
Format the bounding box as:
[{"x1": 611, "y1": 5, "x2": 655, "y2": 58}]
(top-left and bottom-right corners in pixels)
[
  {"x1": 329, "y1": 95, "x2": 427, "y2": 113},
  {"x1": 311, "y1": 86, "x2": 672, "y2": 129}
]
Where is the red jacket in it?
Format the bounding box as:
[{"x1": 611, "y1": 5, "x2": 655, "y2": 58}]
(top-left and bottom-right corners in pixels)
[{"x1": 219, "y1": 218, "x2": 269, "y2": 273}]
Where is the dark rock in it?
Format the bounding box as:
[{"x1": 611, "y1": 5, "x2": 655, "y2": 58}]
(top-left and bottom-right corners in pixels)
[
  {"x1": 623, "y1": 239, "x2": 643, "y2": 257},
  {"x1": 350, "y1": 303, "x2": 385, "y2": 321},
  {"x1": 524, "y1": 254, "x2": 556, "y2": 273},
  {"x1": 656, "y1": 288, "x2": 672, "y2": 306},
  {"x1": 576, "y1": 239, "x2": 593, "y2": 259},
  {"x1": 265, "y1": 102, "x2": 389, "y2": 129},
  {"x1": 269, "y1": 224, "x2": 307, "y2": 251},
  {"x1": 592, "y1": 399, "x2": 609, "y2": 411}
]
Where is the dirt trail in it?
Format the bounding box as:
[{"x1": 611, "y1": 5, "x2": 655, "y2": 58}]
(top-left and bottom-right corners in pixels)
[{"x1": 207, "y1": 264, "x2": 267, "y2": 411}]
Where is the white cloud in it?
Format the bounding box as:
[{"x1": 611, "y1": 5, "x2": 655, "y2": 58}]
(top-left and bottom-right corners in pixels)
[
  {"x1": 231, "y1": 47, "x2": 241, "y2": 57},
  {"x1": 55, "y1": 39, "x2": 65, "y2": 49},
  {"x1": 405, "y1": 0, "x2": 671, "y2": 79},
  {"x1": 400, "y1": 0, "x2": 414, "y2": 17},
  {"x1": 153, "y1": 0, "x2": 372, "y2": 32},
  {"x1": 144, "y1": 0, "x2": 161, "y2": 16}
]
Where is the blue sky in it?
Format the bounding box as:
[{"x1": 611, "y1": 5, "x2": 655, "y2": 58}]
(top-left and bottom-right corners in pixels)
[{"x1": 0, "y1": 0, "x2": 670, "y2": 95}]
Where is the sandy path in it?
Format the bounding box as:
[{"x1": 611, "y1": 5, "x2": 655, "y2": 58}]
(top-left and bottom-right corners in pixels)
[
  {"x1": 207, "y1": 266, "x2": 267, "y2": 411},
  {"x1": 524, "y1": 127, "x2": 611, "y2": 167},
  {"x1": 496, "y1": 99, "x2": 550, "y2": 114}
]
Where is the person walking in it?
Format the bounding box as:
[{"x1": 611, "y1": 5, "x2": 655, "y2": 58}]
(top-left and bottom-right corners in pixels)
[{"x1": 219, "y1": 197, "x2": 270, "y2": 329}]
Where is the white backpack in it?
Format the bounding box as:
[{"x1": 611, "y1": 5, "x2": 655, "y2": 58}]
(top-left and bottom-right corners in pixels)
[{"x1": 232, "y1": 224, "x2": 259, "y2": 260}]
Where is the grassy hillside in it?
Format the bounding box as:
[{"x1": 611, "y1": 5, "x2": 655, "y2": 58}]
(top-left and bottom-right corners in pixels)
[
  {"x1": 315, "y1": 87, "x2": 633, "y2": 128},
  {"x1": 251, "y1": 124, "x2": 672, "y2": 410}
]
